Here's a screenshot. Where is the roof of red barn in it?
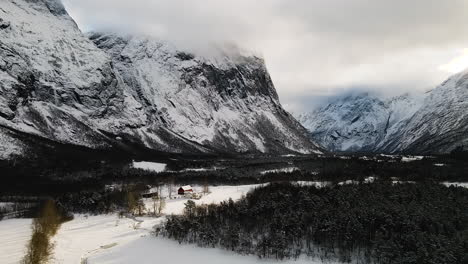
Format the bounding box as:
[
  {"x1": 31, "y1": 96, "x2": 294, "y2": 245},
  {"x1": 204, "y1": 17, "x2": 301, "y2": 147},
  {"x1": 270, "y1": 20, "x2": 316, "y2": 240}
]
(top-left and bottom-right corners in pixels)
[{"x1": 179, "y1": 185, "x2": 193, "y2": 191}]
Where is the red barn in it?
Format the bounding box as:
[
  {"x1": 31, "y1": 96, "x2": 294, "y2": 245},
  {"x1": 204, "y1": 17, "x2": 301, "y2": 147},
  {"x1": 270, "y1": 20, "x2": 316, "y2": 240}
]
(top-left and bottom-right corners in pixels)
[{"x1": 178, "y1": 185, "x2": 193, "y2": 195}]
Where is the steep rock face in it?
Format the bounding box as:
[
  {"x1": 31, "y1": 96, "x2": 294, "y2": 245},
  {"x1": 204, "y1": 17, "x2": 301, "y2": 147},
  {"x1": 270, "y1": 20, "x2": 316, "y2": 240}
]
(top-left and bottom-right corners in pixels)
[
  {"x1": 89, "y1": 33, "x2": 320, "y2": 154},
  {"x1": 297, "y1": 93, "x2": 421, "y2": 152},
  {"x1": 381, "y1": 70, "x2": 468, "y2": 154},
  {"x1": 0, "y1": 0, "x2": 320, "y2": 160},
  {"x1": 0, "y1": 0, "x2": 121, "y2": 159}
]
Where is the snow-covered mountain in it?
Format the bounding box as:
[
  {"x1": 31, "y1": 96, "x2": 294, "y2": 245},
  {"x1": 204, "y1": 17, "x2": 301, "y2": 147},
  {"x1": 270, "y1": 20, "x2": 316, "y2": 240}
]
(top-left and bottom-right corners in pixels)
[
  {"x1": 380, "y1": 69, "x2": 468, "y2": 154},
  {"x1": 296, "y1": 93, "x2": 422, "y2": 152},
  {"x1": 0, "y1": 0, "x2": 321, "y2": 160},
  {"x1": 298, "y1": 69, "x2": 468, "y2": 154}
]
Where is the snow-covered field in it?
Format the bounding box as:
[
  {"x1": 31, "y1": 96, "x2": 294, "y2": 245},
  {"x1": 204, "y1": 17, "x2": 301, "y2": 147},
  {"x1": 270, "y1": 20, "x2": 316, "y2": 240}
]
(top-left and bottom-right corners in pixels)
[
  {"x1": 0, "y1": 218, "x2": 32, "y2": 264},
  {"x1": 48, "y1": 182, "x2": 344, "y2": 263},
  {"x1": 161, "y1": 184, "x2": 264, "y2": 215},
  {"x1": 52, "y1": 214, "x2": 333, "y2": 264},
  {"x1": 442, "y1": 182, "x2": 468, "y2": 188},
  {"x1": 52, "y1": 193, "x2": 333, "y2": 264},
  {"x1": 49, "y1": 183, "x2": 271, "y2": 263},
  {"x1": 51, "y1": 215, "x2": 161, "y2": 263},
  {"x1": 260, "y1": 167, "x2": 300, "y2": 175},
  {"x1": 180, "y1": 166, "x2": 225, "y2": 172},
  {"x1": 401, "y1": 156, "x2": 425, "y2": 162},
  {"x1": 88, "y1": 235, "x2": 333, "y2": 264},
  {"x1": 132, "y1": 161, "x2": 167, "y2": 172}
]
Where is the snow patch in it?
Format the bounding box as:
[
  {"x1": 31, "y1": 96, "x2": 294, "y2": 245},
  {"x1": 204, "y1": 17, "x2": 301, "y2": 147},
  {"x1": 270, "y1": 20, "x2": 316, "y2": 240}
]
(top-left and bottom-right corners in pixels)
[
  {"x1": 260, "y1": 167, "x2": 300, "y2": 175},
  {"x1": 442, "y1": 182, "x2": 468, "y2": 188},
  {"x1": 179, "y1": 167, "x2": 225, "y2": 172},
  {"x1": 0, "y1": 218, "x2": 33, "y2": 264},
  {"x1": 401, "y1": 156, "x2": 424, "y2": 162},
  {"x1": 132, "y1": 161, "x2": 167, "y2": 173},
  {"x1": 89, "y1": 236, "x2": 333, "y2": 264}
]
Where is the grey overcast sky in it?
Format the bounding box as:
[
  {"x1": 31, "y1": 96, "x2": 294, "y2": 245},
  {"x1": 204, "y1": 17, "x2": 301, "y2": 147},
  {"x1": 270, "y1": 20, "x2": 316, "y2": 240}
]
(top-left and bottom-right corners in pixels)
[{"x1": 62, "y1": 0, "x2": 468, "y2": 112}]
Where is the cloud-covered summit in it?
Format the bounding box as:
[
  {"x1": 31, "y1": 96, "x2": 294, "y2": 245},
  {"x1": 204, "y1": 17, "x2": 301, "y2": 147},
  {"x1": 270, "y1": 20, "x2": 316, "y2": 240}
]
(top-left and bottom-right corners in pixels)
[{"x1": 62, "y1": 0, "x2": 468, "y2": 112}]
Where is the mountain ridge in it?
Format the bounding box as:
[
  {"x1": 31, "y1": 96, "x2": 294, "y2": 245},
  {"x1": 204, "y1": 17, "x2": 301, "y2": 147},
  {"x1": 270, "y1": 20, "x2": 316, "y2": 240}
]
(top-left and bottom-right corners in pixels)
[
  {"x1": 0, "y1": 0, "x2": 322, "y2": 160},
  {"x1": 297, "y1": 92, "x2": 421, "y2": 152},
  {"x1": 297, "y1": 70, "x2": 468, "y2": 154}
]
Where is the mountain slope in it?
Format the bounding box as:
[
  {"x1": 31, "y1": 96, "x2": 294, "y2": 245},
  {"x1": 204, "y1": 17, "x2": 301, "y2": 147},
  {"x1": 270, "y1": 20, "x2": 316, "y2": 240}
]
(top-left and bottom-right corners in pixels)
[
  {"x1": 299, "y1": 69, "x2": 468, "y2": 155},
  {"x1": 297, "y1": 93, "x2": 422, "y2": 152},
  {"x1": 88, "y1": 33, "x2": 320, "y2": 154},
  {"x1": 0, "y1": 0, "x2": 120, "y2": 159},
  {"x1": 0, "y1": 0, "x2": 320, "y2": 160},
  {"x1": 297, "y1": 93, "x2": 422, "y2": 153},
  {"x1": 381, "y1": 70, "x2": 468, "y2": 154}
]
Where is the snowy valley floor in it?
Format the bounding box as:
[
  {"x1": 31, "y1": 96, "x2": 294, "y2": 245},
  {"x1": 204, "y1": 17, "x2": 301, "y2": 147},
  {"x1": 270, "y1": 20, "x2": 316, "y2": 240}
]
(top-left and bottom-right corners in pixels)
[
  {"x1": 52, "y1": 214, "x2": 335, "y2": 264},
  {"x1": 0, "y1": 183, "x2": 322, "y2": 264},
  {"x1": 51, "y1": 183, "x2": 344, "y2": 264},
  {"x1": 48, "y1": 183, "x2": 337, "y2": 264},
  {"x1": 0, "y1": 218, "x2": 32, "y2": 264},
  {"x1": 1, "y1": 181, "x2": 467, "y2": 264},
  {"x1": 51, "y1": 184, "x2": 264, "y2": 263}
]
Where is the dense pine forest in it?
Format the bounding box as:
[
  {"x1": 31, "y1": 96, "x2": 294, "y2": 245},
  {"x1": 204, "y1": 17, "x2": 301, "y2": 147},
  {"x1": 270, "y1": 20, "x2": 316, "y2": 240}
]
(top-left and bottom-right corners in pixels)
[{"x1": 157, "y1": 182, "x2": 468, "y2": 264}]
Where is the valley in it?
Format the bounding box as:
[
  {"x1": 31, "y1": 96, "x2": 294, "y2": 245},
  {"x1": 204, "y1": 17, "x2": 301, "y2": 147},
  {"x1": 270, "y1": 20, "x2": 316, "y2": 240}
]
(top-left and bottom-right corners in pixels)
[
  {"x1": 1, "y1": 0, "x2": 468, "y2": 263},
  {"x1": 1, "y1": 154, "x2": 467, "y2": 263}
]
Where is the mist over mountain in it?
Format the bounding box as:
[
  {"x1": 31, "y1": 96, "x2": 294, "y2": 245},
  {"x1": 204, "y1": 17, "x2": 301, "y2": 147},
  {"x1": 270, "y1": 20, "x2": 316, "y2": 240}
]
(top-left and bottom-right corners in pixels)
[
  {"x1": 0, "y1": 0, "x2": 321, "y2": 161},
  {"x1": 62, "y1": 0, "x2": 468, "y2": 114},
  {"x1": 297, "y1": 70, "x2": 468, "y2": 154},
  {"x1": 296, "y1": 92, "x2": 422, "y2": 152}
]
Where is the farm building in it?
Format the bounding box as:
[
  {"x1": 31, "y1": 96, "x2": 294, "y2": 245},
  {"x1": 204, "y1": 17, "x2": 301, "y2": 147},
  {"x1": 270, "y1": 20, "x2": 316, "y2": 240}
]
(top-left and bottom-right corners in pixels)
[
  {"x1": 178, "y1": 185, "x2": 193, "y2": 195},
  {"x1": 141, "y1": 187, "x2": 159, "y2": 198},
  {"x1": 142, "y1": 191, "x2": 158, "y2": 199}
]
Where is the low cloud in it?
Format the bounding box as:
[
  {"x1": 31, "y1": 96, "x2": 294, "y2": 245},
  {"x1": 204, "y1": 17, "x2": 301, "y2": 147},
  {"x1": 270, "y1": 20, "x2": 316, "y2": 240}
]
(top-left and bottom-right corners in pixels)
[{"x1": 63, "y1": 0, "x2": 468, "y2": 112}]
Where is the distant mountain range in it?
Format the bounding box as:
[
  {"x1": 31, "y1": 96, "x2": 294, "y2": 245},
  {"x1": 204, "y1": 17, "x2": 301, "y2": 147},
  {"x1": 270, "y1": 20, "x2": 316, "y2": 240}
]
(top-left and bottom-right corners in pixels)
[
  {"x1": 0, "y1": 0, "x2": 322, "y2": 161},
  {"x1": 297, "y1": 69, "x2": 468, "y2": 154}
]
